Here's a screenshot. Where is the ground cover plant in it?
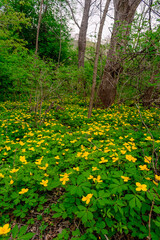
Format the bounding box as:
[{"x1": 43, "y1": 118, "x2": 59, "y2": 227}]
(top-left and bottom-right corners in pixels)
[{"x1": 0, "y1": 98, "x2": 160, "y2": 240}]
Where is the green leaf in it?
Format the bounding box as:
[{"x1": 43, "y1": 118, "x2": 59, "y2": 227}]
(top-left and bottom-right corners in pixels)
[
  {"x1": 52, "y1": 213, "x2": 62, "y2": 218},
  {"x1": 135, "y1": 197, "x2": 142, "y2": 209},
  {"x1": 12, "y1": 224, "x2": 19, "y2": 238},
  {"x1": 19, "y1": 225, "x2": 28, "y2": 236},
  {"x1": 76, "y1": 211, "x2": 85, "y2": 218},
  {"x1": 154, "y1": 220, "x2": 160, "y2": 227},
  {"x1": 146, "y1": 192, "x2": 154, "y2": 201},
  {"x1": 72, "y1": 229, "x2": 80, "y2": 237},
  {"x1": 96, "y1": 221, "x2": 105, "y2": 229},
  {"x1": 77, "y1": 175, "x2": 85, "y2": 185},
  {"x1": 151, "y1": 232, "x2": 160, "y2": 240},
  {"x1": 124, "y1": 194, "x2": 134, "y2": 200},
  {"x1": 129, "y1": 198, "x2": 135, "y2": 208},
  {"x1": 153, "y1": 206, "x2": 160, "y2": 214},
  {"x1": 78, "y1": 205, "x2": 86, "y2": 211},
  {"x1": 19, "y1": 232, "x2": 35, "y2": 240},
  {"x1": 87, "y1": 211, "x2": 93, "y2": 220}
]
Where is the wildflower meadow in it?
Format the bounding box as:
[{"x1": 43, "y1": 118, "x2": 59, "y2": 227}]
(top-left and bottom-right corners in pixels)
[{"x1": 0, "y1": 98, "x2": 160, "y2": 239}]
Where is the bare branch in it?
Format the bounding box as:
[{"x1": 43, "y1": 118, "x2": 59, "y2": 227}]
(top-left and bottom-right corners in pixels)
[
  {"x1": 65, "y1": 0, "x2": 80, "y2": 29},
  {"x1": 142, "y1": 0, "x2": 160, "y2": 17}
]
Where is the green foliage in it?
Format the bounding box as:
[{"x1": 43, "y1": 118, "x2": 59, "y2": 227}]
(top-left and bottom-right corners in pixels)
[
  {"x1": 117, "y1": 15, "x2": 160, "y2": 105},
  {"x1": 0, "y1": 98, "x2": 160, "y2": 239},
  {"x1": 11, "y1": 225, "x2": 35, "y2": 240},
  {"x1": 7, "y1": 0, "x2": 71, "y2": 61}
]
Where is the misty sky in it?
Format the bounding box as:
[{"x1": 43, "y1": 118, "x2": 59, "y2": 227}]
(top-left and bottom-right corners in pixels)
[{"x1": 68, "y1": 0, "x2": 159, "y2": 42}]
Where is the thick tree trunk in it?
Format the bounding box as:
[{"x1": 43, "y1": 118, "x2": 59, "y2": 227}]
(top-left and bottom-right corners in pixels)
[
  {"x1": 88, "y1": 0, "x2": 111, "y2": 118},
  {"x1": 78, "y1": 0, "x2": 92, "y2": 68},
  {"x1": 98, "y1": 0, "x2": 141, "y2": 108}
]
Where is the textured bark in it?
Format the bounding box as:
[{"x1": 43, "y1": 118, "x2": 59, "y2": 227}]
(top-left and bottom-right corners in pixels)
[
  {"x1": 98, "y1": 0, "x2": 141, "y2": 108},
  {"x1": 78, "y1": 0, "x2": 92, "y2": 68},
  {"x1": 88, "y1": 0, "x2": 111, "y2": 118}
]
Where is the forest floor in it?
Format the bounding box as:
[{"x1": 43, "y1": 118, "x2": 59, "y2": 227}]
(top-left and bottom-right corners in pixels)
[{"x1": 0, "y1": 98, "x2": 160, "y2": 240}]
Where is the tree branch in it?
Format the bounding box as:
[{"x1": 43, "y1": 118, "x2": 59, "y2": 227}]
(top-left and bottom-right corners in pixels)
[{"x1": 65, "y1": 0, "x2": 80, "y2": 29}]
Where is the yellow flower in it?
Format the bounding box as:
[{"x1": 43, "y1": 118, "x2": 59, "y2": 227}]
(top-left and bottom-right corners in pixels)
[
  {"x1": 130, "y1": 138, "x2": 134, "y2": 141},
  {"x1": 93, "y1": 175, "x2": 103, "y2": 183},
  {"x1": 40, "y1": 179, "x2": 48, "y2": 187},
  {"x1": 19, "y1": 188, "x2": 29, "y2": 194},
  {"x1": 155, "y1": 175, "x2": 160, "y2": 181},
  {"x1": 82, "y1": 151, "x2": 89, "y2": 159},
  {"x1": 35, "y1": 156, "x2": 43, "y2": 165},
  {"x1": 5, "y1": 146, "x2": 11, "y2": 151},
  {"x1": 10, "y1": 168, "x2": 19, "y2": 173},
  {"x1": 29, "y1": 147, "x2": 35, "y2": 151},
  {"x1": 121, "y1": 150, "x2": 126, "y2": 154},
  {"x1": 139, "y1": 165, "x2": 149, "y2": 171},
  {"x1": 126, "y1": 155, "x2": 137, "y2": 162},
  {"x1": 44, "y1": 173, "x2": 49, "y2": 177},
  {"x1": 99, "y1": 157, "x2": 108, "y2": 163},
  {"x1": 19, "y1": 141, "x2": 25, "y2": 146},
  {"x1": 60, "y1": 175, "x2": 69, "y2": 185},
  {"x1": 146, "y1": 177, "x2": 151, "y2": 180},
  {"x1": 20, "y1": 156, "x2": 28, "y2": 164},
  {"x1": 92, "y1": 167, "x2": 99, "y2": 171},
  {"x1": 55, "y1": 156, "x2": 60, "y2": 159},
  {"x1": 145, "y1": 136, "x2": 152, "y2": 141},
  {"x1": 38, "y1": 163, "x2": 48, "y2": 170},
  {"x1": 0, "y1": 223, "x2": 11, "y2": 235},
  {"x1": 136, "y1": 182, "x2": 147, "y2": 191},
  {"x1": 77, "y1": 152, "x2": 82, "y2": 157},
  {"x1": 121, "y1": 176, "x2": 130, "y2": 182},
  {"x1": 88, "y1": 175, "x2": 94, "y2": 180},
  {"x1": 0, "y1": 173, "x2": 4, "y2": 178},
  {"x1": 73, "y1": 167, "x2": 79, "y2": 171},
  {"x1": 153, "y1": 180, "x2": 158, "y2": 186},
  {"x1": 82, "y1": 193, "x2": 93, "y2": 204},
  {"x1": 10, "y1": 179, "x2": 14, "y2": 184},
  {"x1": 144, "y1": 156, "x2": 151, "y2": 163},
  {"x1": 60, "y1": 173, "x2": 70, "y2": 185},
  {"x1": 112, "y1": 157, "x2": 118, "y2": 162}
]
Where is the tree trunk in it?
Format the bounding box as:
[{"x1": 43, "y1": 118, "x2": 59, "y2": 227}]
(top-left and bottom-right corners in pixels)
[
  {"x1": 35, "y1": 0, "x2": 44, "y2": 55},
  {"x1": 88, "y1": 0, "x2": 111, "y2": 118},
  {"x1": 98, "y1": 0, "x2": 141, "y2": 108},
  {"x1": 78, "y1": 0, "x2": 92, "y2": 68}
]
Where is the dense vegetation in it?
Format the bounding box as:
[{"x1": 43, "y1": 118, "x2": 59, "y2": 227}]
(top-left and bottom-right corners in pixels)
[
  {"x1": 0, "y1": 99, "x2": 160, "y2": 239},
  {"x1": 0, "y1": 0, "x2": 160, "y2": 239}
]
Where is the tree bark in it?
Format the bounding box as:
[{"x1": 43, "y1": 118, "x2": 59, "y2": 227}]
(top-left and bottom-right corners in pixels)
[
  {"x1": 88, "y1": 0, "x2": 111, "y2": 118},
  {"x1": 98, "y1": 0, "x2": 141, "y2": 108},
  {"x1": 78, "y1": 0, "x2": 92, "y2": 68},
  {"x1": 35, "y1": 0, "x2": 44, "y2": 55}
]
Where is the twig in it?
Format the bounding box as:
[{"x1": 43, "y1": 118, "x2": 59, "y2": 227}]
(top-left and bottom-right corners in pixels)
[
  {"x1": 104, "y1": 234, "x2": 109, "y2": 240},
  {"x1": 153, "y1": 188, "x2": 160, "y2": 200},
  {"x1": 65, "y1": 0, "x2": 80, "y2": 29},
  {"x1": 148, "y1": 197, "x2": 155, "y2": 240}
]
